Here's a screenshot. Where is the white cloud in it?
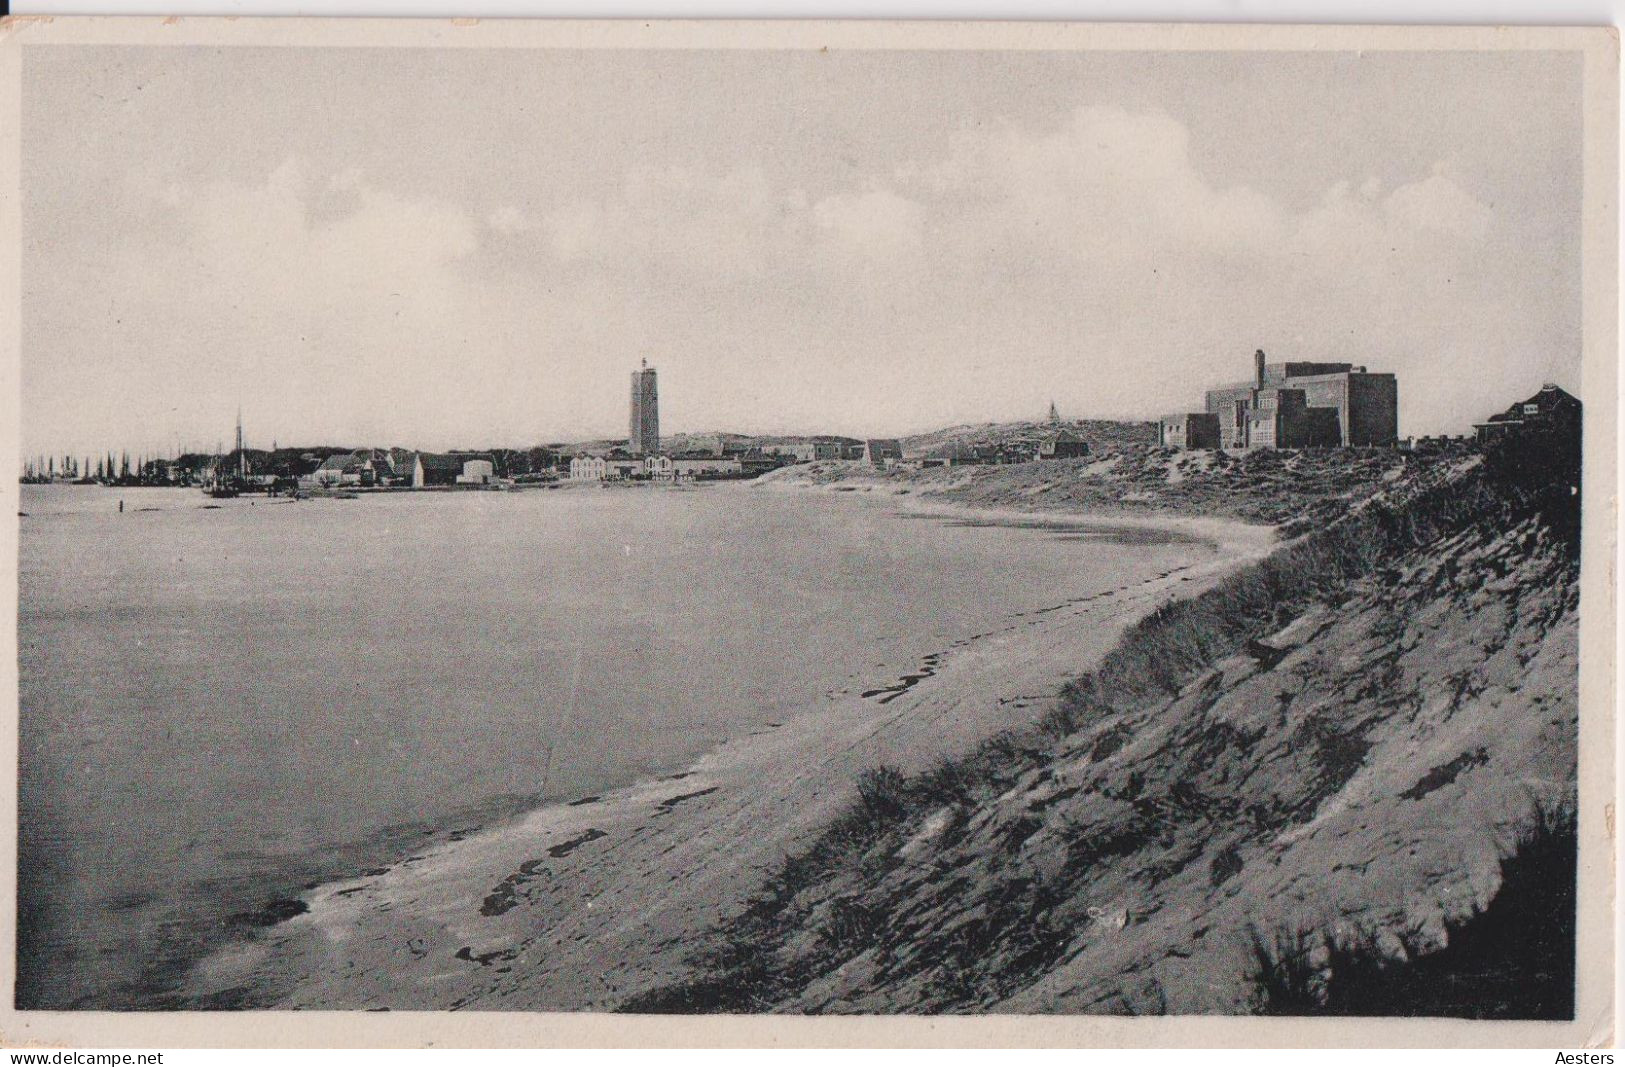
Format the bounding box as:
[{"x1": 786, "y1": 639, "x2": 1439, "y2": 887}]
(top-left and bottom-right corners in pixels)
[
  {"x1": 37, "y1": 110, "x2": 1537, "y2": 450},
  {"x1": 1383, "y1": 168, "x2": 1495, "y2": 238},
  {"x1": 487, "y1": 204, "x2": 536, "y2": 235},
  {"x1": 533, "y1": 164, "x2": 815, "y2": 280},
  {"x1": 812, "y1": 189, "x2": 926, "y2": 263}
]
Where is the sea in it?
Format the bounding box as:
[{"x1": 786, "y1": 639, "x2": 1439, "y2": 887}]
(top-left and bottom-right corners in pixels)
[{"x1": 16, "y1": 481, "x2": 1217, "y2": 1008}]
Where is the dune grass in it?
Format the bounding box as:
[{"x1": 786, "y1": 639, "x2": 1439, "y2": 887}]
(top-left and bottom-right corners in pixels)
[{"x1": 621, "y1": 440, "x2": 1580, "y2": 1014}]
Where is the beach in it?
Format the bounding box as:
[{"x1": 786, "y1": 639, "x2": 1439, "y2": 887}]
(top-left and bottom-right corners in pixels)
[
  {"x1": 18, "y1": 481, "x2": 1253, "y2": 1009},
  {"x1": 176, "y1": 490, "x2": 1273, "y2": 1010}
]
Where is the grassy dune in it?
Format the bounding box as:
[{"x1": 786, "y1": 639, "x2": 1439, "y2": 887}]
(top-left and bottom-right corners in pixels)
[
  {"x1": 762, "y1": 443, "x2": 1484, "y2": 534},
  {"x1": 629, "y1": 442, "x2": 1580, "y2": 1016}
]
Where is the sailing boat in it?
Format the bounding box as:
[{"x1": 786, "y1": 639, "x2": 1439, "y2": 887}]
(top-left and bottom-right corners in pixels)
[{"x1": 202, "y1": 409, "x2": 248, "y2": 498}]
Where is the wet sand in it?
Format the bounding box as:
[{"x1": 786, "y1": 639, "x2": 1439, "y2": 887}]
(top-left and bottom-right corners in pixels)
[{"x1": 180, "y1": 499, "x2": 1274, "y2": 1011}]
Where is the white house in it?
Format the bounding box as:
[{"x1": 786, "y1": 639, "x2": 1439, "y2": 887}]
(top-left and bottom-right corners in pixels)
[
  {"x1": 307, "y1": 452, "x2": 369, "y2": 488},
  {"x1": 568, "y1": 453, "x2": 642, "y2": 481},
  {"x1": 569, "y1": 455, "x2": 607, "y2": 481},
  {"x1": 414, "y1": 452, "x2": 497, "y2": 487}
]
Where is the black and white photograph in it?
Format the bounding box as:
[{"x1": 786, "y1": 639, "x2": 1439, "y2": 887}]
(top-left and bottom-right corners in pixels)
[{"x1": 0, "y1": 16, "x2": 1615, "y2": 1049}]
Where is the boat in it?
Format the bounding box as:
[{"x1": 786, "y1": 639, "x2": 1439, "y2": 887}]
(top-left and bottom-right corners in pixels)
[{"x1": 201, "y1": 408, "x2": 250, "y2": 498}]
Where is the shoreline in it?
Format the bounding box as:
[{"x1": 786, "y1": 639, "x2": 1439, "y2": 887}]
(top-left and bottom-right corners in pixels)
[
  {"x1": 178, "y1": 490, "x2": 1276, "y2": 1011},
  {"x1": 750, "y1": 468, "x2": 1281, "y2": 555}
]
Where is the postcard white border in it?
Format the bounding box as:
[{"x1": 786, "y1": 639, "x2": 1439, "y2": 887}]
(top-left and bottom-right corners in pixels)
[{"x1": 0, "y1": 16, "x2": 1613, "y2": 1049}]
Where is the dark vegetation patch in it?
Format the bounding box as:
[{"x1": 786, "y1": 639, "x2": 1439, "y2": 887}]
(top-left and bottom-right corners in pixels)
[
  {"x1": 1249, "y1": 807, "x2": 1576, "y2": 1019},
  {"x1": 455, "y1": 945, "x2": 520, "y2": 967},
  {"x1": 226, "y1": 897, "x2": 308, "y2": 929},
  {"x1": 655, "y1": 787, "x2": 719, "y2": 813},
  {"x1": 548, "y1": 828, "x2": 608, "y2": 858},
  {"x1": 1400, "y1": 748, "x2": 1491, "y2": 801},
  {"x1": 480, "y1": 858, "x2": 552, "y2": 917},
  {"x1": 1208, "y1": 845, "x2": 1246, "y2": 888}
]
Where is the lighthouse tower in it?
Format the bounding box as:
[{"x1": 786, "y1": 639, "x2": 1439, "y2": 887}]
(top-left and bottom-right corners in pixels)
[{"x1": 629, "y1": 360, "x2": 660, "y2": 455}]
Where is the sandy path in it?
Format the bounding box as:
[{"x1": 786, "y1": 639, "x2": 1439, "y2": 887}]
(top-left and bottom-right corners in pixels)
[{"x1": 183, "y1": 506, "x2": 1272, "y2": 1011}]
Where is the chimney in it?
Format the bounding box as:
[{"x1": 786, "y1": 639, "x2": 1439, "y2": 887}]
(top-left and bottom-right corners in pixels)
[{"x1": 1254, "y1": 349, "x2": 1266, "y2": 389}]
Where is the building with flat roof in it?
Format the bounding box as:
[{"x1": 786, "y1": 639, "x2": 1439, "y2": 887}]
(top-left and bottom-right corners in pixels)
[
  {"x1": 1158, "y1": 412, "x2": 1221, "y2": 450},
  {"x1": 1175, "y1": 349, "x2": 1398, "y2": 450},
  {"x1": 862, "y1": 439, "x2": 904, "y2": 467}
]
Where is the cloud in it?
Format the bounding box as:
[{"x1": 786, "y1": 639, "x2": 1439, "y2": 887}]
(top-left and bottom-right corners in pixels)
[
  {"x1": 1383, "y1": 167, "x2": 1495, "y2": 238},
  {"x1": 487, "y1": 204, "x2": 536, "y2": 235},
  {"x1": 898, "y1": 106, "x2": 1289, "y2": 264},
  {"x1": 170, "y1": 157, "x2": 479, "y2": 312},
  {"x1": 532, "y1": 164, "x2": 814, "y2": 281},
  {"x1": 810, "y1": 188, "x2": 927, "y2": 277},
  {"x1": 32, "y1": 107, "x2": 1540, "y2": 453},
  {"x1": 461, "y1": 104, "x2": 1497, "y2": 312}
]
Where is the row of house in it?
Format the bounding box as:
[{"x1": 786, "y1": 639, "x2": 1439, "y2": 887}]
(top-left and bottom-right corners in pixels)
[
  {"x1": 916, "y1": 430, "x2": 1091, "y2": 467},
  {"x1": 300, "y1": 449, "x2": 498, "y2": 489},
  {"x1": 769, "y1": 440, "x2": 860, "y2": 463},
  {"x1": 568, "y1": 450, "x2": 772, "y2": 482},
  {"x1": 568, "y1": 438, "x2": 922, "y2": 481}
]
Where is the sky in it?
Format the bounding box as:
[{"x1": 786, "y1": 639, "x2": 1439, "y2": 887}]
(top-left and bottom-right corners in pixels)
[{"x1": 21, "y1": 45, "x2": 1583, "y2": 456}]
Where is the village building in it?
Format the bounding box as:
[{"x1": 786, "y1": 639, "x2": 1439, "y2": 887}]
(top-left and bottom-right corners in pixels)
[
  {"x1": 862, "y1": 439, "x2": 904, "y2": 467},
  {"x1": 921, "y1": 441, "x2": 1031, "y2": 467},
  {"x1": 1158, "y1": 412, "x2": 1221, "y2": 450},
  {"x1": 738, "y1": 450, "x2": 782, "y2": 477},
  {"x1": 570, "y1": 451, "x2": 647, "y2": 481},
  {"x1": 921, "y1": 441, "x2": 979, "y2": 467},
  {"x1": 1473, "y1": 383, "x2": 1582, "y2": 447},
  {"x1": 296, "y1": 449, "x2": 408, "y2": 489},
  {"x1": 569, "y1": 454, "x2": 607, "y2": 481},
  {"x1": 387, "y1": 447, "x2": 418, "y2": 484},
  {"x1": 1037, "y1": 428, "x2": 1091, "y2": 459},
  {"x1": 671, "y1": 454, "x2": 743, "y2": 479},
  {"x1": 1166, "y1": 349, "x2": 1399, "y2": 451},
  {"x1": 775, "y1": 441, "x2": 844, "y2": 463},
  {"x1": 306, "y1": 451, "x2": 373, "y2": 488},
  {"x1": 414, "y1": 452, "x2": 497, "y2": 487}
]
